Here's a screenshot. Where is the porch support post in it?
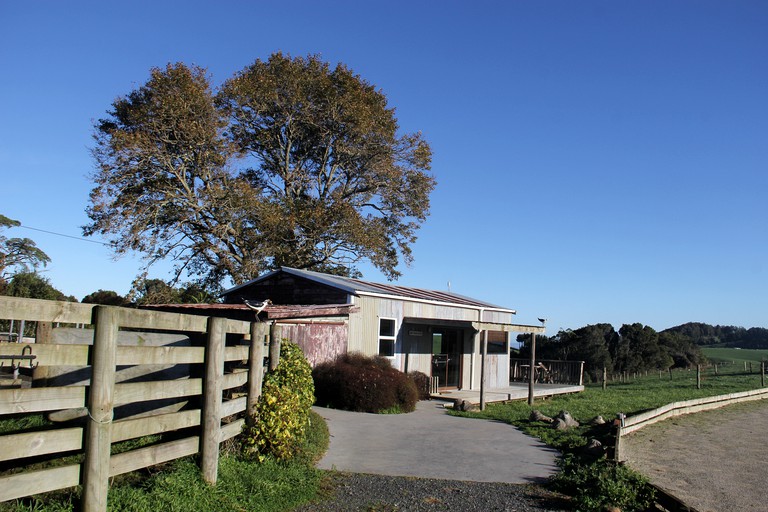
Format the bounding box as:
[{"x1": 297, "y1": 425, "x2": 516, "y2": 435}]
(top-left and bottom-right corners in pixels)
[
  {"x1": 470, "y1": 330, "x2": 479, "y2": 390},
  {"x1": 528, "y1": 332, "x2": 536, "y2": 406},
  {"x1": 480, "y1": 329, "x2": 487, "y2": 410}
]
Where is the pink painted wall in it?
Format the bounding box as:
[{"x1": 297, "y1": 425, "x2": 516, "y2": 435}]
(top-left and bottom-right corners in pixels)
[{"x1": 279, "y1": 322, "x2": 348, "y2": 367}]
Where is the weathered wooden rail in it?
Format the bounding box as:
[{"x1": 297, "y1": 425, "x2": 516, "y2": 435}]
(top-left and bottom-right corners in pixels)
[
  {"x1": 613, "y1": 387, "x2": 768, "y2": 461},
  {"x1": 0, "y1": 296, "x2": 272, "y2": 510}
]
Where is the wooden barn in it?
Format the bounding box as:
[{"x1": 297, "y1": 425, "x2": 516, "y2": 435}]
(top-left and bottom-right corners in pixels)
[{"x1": 220, "y1": 267, "x2": 544, "y2": 391}]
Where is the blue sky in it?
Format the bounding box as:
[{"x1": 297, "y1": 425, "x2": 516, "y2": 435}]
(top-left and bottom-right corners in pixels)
[{"x1": 1, "y1": 1, "x2": 766, "y2": 332}]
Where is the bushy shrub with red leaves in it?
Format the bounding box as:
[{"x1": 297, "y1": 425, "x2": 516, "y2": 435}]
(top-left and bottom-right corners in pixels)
[
  {"x1": 313, "y1": 352, "x2": 419, "y2": 413},
  {"x1": 407, "y1": 371, "x2": 431, "y2": 400}
]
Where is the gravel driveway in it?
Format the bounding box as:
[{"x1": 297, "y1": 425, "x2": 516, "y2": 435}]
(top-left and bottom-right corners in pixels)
[
  {"x1": 294, "y1": 472, "x2": 571, "y2": 511},
  {"x1": 622, "y1": 398, "x2": 768, "y2": 512}
]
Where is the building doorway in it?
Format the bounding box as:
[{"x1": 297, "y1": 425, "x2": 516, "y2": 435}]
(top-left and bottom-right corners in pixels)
[{"x1": 431, "y1": 328, "x2": 462, "y2": 389}]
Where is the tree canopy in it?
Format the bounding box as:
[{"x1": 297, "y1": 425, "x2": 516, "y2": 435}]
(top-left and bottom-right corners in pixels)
[
  {"x1": 81, "y1": 289, "x2": 128, "y2": 306},
  {"x1": 0, "y1": 214, "x2": 51, "y2": 282},
  {"x1": 662, "y1": 322, "x2": 768, "y2": 349},
  {"x1": 85, "y1": 54, "x2": 435, "y2": 290},
  {"x1": 518, "y1": 322, "x2": 703, "y2": 382},
  {"x1": 4, "y1": 272, "x2": 73, "y2": 301}
]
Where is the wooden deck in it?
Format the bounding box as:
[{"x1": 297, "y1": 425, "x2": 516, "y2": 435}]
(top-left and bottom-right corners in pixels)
[{"x1": 431, "y1": 382, "x2": 584, "y2": 405}]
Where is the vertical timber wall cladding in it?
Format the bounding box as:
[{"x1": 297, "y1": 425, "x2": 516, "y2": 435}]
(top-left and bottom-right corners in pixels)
[
  {"x1": 224, "y1": 273, "x2": 348, "y2": 305},
  {"x1": 278, "y1": 321, "x2": 347, "y2": 366},
  {"x1": 401, "y1": 325, "x2": 432, "y2": 376},
  {"x1": 351, "y1": 296, "x2": 403, "y2": 360}
]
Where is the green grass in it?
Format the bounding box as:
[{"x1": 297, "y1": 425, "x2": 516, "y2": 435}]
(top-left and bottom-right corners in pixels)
[
  {"x1": 453, "y1": 367, "x2": 767, "y2": 511},
  {"x1": 702, "y1": 347, "x2": 768, "y2": 365},
  {"x1": 455, "y1": 365, "x2": 766, "y2": 452},
  {"x1": 1, "y1": 410, "x2": 330, "y2": 512}
]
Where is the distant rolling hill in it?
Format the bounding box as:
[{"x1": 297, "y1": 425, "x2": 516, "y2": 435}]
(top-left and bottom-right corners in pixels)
[{"x1": 701, "y1": 347, "x2": 768, "y2": 364}]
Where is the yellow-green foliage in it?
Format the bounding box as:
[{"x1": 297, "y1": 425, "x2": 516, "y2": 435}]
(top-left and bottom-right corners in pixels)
[{"x1": 243, "y1": 341, "x2": 314, "y2": 461}]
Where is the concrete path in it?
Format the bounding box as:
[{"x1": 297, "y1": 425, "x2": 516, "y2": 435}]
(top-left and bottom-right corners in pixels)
[{"x1": 314, "y1": 401, "x2": 559, "y2": 484}]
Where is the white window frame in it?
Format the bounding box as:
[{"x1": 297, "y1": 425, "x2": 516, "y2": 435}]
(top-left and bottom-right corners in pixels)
[{"x1": 378, "y1": 317, "x2": 397, "y2": 358}]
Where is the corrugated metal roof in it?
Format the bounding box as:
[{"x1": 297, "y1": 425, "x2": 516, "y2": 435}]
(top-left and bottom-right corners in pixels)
[{"x1": 224, "y1": 267, "x2": 514, "y2": 312}]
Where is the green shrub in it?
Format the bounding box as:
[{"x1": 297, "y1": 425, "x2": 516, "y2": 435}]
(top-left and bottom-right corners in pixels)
[
  {"x1": 313, "y1": 352, "x2": 419, "y2": 413},
  {"x1": 551, "y1": 455, "x2": 655, "y2": 512},
  {"x1": 242, "y1": 341, "x2": 314, "y2": 461}
]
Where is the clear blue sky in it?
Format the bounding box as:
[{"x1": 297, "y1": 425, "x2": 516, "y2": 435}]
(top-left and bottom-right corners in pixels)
[{"x1": 1, "y1": 1, "x2": 766, "y2": 332}]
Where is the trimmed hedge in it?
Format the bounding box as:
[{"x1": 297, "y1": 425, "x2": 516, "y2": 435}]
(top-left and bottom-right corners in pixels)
[{"x1": 313, "y1": 352, "x2": 419, "y2": 413}]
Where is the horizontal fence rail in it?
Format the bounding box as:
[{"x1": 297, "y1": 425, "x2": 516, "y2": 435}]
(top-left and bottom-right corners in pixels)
[
  {"x1": 614, "y1": 387, "x2": 768, "y2": 461},
  {"x1": 0, "y1": 296, "x2": 274, "y2": 510}
]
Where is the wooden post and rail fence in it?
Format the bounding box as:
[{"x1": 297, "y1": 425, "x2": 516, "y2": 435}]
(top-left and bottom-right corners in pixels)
[
  {"x1": 612, "y1": 387, "x2": 768, "y2": 462},
  {"x1": 0, "y1": 296, "x2": 281, "y2": 510}
]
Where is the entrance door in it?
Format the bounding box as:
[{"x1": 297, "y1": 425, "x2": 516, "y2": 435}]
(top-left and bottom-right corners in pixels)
[{"x1": 431, "y1": 328, "x2": 462, "y2": 389}]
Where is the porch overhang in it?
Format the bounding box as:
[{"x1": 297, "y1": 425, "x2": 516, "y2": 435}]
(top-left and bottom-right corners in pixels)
[{"x1": 402, "y1": 317, "x2": 545, "y2": 334}]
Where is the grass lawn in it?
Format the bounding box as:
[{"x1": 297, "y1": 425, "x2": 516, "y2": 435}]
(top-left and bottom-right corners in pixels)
[
  {"x1": 453, "y1": 364, "x2": 768, "y2": 511},
  {"x1": 701, "y1": 347, "x2": 768, "y2": 365},
  {"x1": 454, "y1": 364, "x2": 766, "y2": 450},
  {"x1": 0, "y1": 411, "x2": 330, "y2": 512}
]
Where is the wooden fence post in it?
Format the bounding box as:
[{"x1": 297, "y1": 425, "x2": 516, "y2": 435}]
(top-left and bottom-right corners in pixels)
[
  {"x1": 527, "y1": 333, "x2": 536, "y2": 406},
  {"x1": 32, "y1": 321, "x2": 52, "y2": 387},
  {"x1": 269, "y1": 322, "x2": 281, "y2": 371},
  {"x1": 602, "y1": 367, "x2": 607, "y2": 390},
  {"x1": 761, "y1": 361, "x2": 765, "y2": 388},
  {"x1": 480, "y1": 330, "x2": 487, "y2": 410},
  {"x1": 82, "y1": 306, "x2": 119, "y2": 512},
  {"x1": 696, "y1": 364, "x2": 701, "y2": 389},
  {"x1": 247, "y1": 322, "x2": 268, "y2": 424},
  {"x1": 201, "y1": 316, "x2": 226, "y2": 485}
]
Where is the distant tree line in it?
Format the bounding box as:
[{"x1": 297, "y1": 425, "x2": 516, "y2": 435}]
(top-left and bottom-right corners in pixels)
[
  {"x1": 663, "y1": 322, "x2": 768, "y2": 349},
  {"x1": 517, "y1": 323, "x2": 705, "y2": 382}
]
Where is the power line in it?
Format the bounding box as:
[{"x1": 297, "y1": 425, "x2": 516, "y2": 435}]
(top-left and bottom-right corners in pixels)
[{"x1": 18, "y1": 225, "x2": 111, "y2": 246}]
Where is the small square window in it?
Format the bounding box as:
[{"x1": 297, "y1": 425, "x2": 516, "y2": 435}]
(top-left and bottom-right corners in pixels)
[
  {"x1": 379, "y1": 318, "x2": 396, "y2": 357},
  {"x1": 380, "y1": 318, "x2": 395, "y2": 337},
  {"x1": 379, "y1": 339, "x2": 395, "y2": 357}
]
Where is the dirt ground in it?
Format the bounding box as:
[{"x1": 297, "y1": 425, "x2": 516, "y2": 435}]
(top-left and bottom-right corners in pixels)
[{"x1": 621, "y1": 398, "x2": 768, "y2": 512}]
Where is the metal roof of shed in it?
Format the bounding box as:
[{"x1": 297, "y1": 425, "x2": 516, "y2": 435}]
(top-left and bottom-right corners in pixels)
[{"x1": 223, "y1": 267, "x2": 515, "y2": 313}]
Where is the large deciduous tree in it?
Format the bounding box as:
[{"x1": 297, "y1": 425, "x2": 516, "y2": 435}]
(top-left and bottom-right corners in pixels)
[
  {"x1": 85, "y1": 63, "x2": 263, "y2": 290},
  {"x1": 85, "y1": 54, "x2": 435, "y2": 290},
  {"x1": 217, "y1": 53, "x2": 434, "y2": 279}
]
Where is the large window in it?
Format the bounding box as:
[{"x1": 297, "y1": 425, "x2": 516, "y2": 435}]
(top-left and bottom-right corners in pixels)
[
  {"x1": 487, "y1": 330, "x2": 508, "y2": 354},
  {"x1": 378, "y1": 318, "x2": 397, "y2": 357}
]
